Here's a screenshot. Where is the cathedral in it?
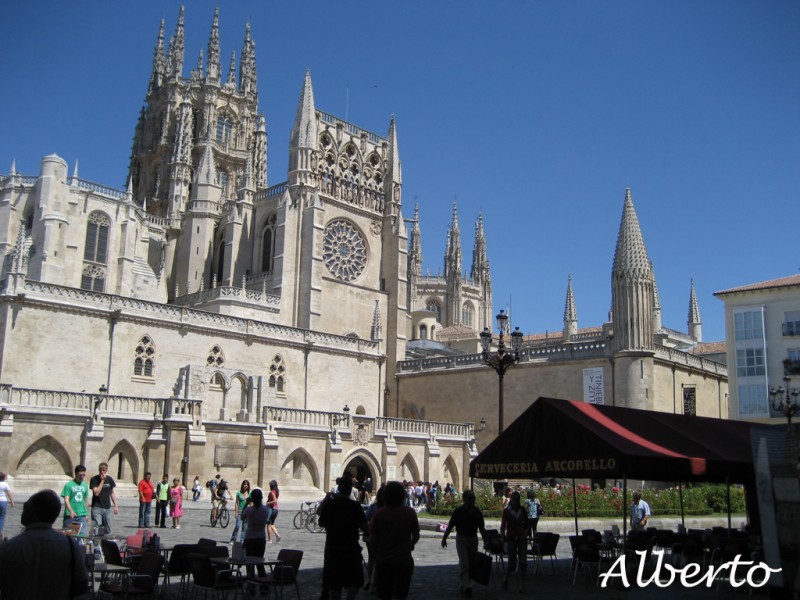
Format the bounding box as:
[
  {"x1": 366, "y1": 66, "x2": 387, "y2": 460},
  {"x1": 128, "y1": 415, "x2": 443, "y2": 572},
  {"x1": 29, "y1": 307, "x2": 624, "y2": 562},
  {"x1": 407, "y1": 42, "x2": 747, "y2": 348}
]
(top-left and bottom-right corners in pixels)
[
  {"x1": 0, "y1": 7, "x2": 728, "y2": 497},
  {"x1": 0, "y1": 7, "x2": 478, "y2": 496}
]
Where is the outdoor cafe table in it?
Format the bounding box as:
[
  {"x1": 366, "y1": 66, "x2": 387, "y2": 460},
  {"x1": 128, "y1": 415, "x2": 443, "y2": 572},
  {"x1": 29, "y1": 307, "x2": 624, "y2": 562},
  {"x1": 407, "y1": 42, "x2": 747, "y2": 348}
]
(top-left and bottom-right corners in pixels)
[{"x1": 92, "y1": 562, "x2": 132, "y2": 598}]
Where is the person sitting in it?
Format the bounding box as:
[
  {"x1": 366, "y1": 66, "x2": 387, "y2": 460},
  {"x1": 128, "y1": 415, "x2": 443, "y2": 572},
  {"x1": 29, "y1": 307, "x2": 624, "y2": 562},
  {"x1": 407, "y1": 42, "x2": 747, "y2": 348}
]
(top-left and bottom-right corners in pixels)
[{"x1": 0, "y1": 489, "x2": 89, "y2": 600}]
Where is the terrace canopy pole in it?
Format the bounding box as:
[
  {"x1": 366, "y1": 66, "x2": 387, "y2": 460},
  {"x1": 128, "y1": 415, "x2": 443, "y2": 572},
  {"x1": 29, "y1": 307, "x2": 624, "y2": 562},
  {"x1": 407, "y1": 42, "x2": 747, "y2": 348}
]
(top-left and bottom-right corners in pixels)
[
  {"x1": 622, "y1": 476, "x2": 628, "y2": 542},
  {"x1": 572, "y1": 478, "x2": 579, "y2": 535},
  {"x1": 726, "y1": 476, "x2": 732, "y2": 534},
  {"x1": 679, "y1": 483, "x2": 685, "y2": 530}
]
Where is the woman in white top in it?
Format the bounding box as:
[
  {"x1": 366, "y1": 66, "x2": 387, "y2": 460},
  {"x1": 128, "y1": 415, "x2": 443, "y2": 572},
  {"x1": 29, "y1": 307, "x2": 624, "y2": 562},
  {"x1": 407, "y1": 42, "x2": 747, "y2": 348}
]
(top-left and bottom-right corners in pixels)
[{"x1": 0, "y1": 472, "x2": 15, "y2": 542}]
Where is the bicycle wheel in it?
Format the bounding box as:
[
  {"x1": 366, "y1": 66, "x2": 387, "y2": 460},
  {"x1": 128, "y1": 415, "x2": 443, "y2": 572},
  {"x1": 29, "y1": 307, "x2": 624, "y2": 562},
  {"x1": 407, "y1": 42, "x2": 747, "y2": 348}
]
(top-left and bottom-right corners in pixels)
[
  {"x1": 293, "y1": 510, "x2": 306, "y2": 530},
  {"x1": 210, "y1": 509, "x2": 218, "y2": 527},
  {"x1": 306, "y1": 511, "x2": 325, "y2": 533},
  {"x1": 219, "y1": 506, "x2": 230, "y2": 528}
]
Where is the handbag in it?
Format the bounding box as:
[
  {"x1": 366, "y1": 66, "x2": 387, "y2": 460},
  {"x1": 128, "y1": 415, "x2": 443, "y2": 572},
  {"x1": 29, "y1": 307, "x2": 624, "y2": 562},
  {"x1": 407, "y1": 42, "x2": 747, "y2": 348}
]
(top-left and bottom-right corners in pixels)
[{"x1": 468, "y1": 550, "x2": 493, "y2": 586}]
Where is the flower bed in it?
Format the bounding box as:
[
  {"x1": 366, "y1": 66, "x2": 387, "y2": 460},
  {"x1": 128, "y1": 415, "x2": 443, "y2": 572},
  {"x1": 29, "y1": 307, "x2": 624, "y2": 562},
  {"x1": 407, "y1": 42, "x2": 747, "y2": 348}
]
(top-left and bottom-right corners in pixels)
[{"x1": 429, "y1": 483, "x2": 746, "y2": 518}]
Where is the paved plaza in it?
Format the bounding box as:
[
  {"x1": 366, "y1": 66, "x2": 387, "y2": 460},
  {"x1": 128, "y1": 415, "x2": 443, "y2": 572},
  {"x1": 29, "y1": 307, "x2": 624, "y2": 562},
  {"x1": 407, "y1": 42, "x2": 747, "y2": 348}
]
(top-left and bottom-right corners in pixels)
[{"x1": 1, "y1": 495, "x2": 767, "y2": 599}]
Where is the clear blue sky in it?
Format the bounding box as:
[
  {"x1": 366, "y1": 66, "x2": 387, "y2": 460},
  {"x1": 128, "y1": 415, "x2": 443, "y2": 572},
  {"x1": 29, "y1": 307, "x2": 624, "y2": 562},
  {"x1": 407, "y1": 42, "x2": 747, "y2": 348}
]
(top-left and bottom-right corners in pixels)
[{"x1": 2, "y1": 1, "x2": 799, "y2": 343}]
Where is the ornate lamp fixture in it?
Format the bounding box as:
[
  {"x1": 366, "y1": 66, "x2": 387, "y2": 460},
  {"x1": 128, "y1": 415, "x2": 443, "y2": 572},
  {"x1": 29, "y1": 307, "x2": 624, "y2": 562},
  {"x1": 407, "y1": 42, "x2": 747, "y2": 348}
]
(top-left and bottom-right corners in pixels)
[{"x1": 479, "y1": 310, "x2": 523, "y2": 434}]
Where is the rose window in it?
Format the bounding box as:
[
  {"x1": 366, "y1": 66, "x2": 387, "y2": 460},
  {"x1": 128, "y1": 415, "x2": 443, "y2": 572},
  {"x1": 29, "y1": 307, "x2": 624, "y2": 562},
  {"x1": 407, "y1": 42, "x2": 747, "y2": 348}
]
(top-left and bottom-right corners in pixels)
[{"x1": 323, "y1": 220, "x2": 367, "y2": 282}]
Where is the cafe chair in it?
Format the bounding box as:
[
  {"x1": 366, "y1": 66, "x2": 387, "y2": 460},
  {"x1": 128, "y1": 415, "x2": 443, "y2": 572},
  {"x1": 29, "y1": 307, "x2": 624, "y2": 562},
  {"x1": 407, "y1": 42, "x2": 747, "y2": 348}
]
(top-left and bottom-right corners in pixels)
[
  {"x1": 572, "y1": 536, "x2": 614, "y2": 587},
  {"x1": 99, "y1": 551, "x2": 165, "y2": 599},
  {"x1": 101, "y1": 538, "x2": 142, "y2": 569},
  {"x1": 247, "y1": 548, "x2": 304, "y2": 600},
  {"x1": 483, "y1": 529, "x2": 507, "y2": 573},
  {"x1": 163, "y1": 543, "x2": 200, "y2": 599},
  {"x1": 189, "y1": 553, "x2": 242, "y2": 599},
  {"x1": 530, "y1": 532, "x2": 560, "y2": 574}
]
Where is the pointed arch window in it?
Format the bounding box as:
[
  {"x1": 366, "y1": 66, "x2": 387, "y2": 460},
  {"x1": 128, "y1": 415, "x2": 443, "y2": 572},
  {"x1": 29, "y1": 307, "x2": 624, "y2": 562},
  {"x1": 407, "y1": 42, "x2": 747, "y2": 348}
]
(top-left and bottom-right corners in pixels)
[
  {"x1": 207, "y1": 345, "x2": 225, "y2": 368},
  {"x1": 426, "y1": 300, "x2": 441, "y2": 323},
  {"x1": 81, "y1": 211, "x2": 110, "y2": 292},
  {"x1": 133, "y1": 335, "x2": 155, "y2": 378},
  {"x1": 216, "y1": 115, "x2": 233, "y2": 145},
  {"x1": 419, "y1": 324, "x2": 428, "y2": 340},
  {"x1": 215, "y1": 239, "x2": 226, "y2": 285},
  {"x1": 462, "y1": 303, "x2": 474, "y2": 328},
  {"x1": 269, "y1": 354, "x2": 286, "y2": 393},
  {"x1": 261, "y1": 214, "x2": 277, "y2": 273}
]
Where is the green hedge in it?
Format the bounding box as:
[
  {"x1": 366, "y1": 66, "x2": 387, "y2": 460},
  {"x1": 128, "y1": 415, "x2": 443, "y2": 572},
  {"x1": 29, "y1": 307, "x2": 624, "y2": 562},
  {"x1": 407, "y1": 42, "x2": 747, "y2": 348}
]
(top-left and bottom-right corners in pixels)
[{"x1": 428, "y1": 483, "x2": 745, "y2": 518}]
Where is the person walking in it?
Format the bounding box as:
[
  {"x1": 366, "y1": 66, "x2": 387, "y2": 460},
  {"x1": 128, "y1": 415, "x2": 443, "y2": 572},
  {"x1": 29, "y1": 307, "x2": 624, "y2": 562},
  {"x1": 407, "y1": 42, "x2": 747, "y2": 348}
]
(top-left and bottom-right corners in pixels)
[
  {"x1": 0, "y1": 489, "x2": 89, "y2": 600},
  {"x1": 0, "y1": 472, "x2": 15, "y2": 543},
  {"x1": 231, "y1": 480, "x2": 250, "y2": 543},
  {"x1": 192, "y1": 476, "x2": 202, "y2": 501},
  {"x1": 318, "y1": 477, "x2": 368, "y2": 599},
  {"x1": 89, "y1": 462, "x2": 118, "y2": 533},
  {"x1": 500, "y1": 490, "x2": 528, "y2": 592},
  {"x1": 266, "y1": 480, "x2": 281, "y2": 543},
  {"x1": 60, "y1": 465, "x2": 89, "y2": 535},
  {"x1": 630, "y1": 490, "x2": 651, "y2": 531},
  {"x1": 137, "y1": 472, "x2": 154, "y2": 528},
  {"x1": 154, "y1": 473, "x2": 170, "y2": 528},
  {"x1": 441, "y1": 489, "x2": 487, "y2": 597},
  {"x1": 241, "y1": 488, "x2": 270, "y2": 578},
  {"x1": 371, "y1": 481, "x2": 420, "y2": 600},
  {"x1": 524, "y1": 489, "x2": 544, "y2": 536},
  {"x1": 169, "y1": 478, "x2": 184, "y2": 528}
]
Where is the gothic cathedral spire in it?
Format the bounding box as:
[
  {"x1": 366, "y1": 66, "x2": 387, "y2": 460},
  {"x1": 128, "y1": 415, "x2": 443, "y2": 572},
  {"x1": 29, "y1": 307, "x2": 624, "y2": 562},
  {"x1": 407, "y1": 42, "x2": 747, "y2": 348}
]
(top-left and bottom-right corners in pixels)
[
  {"x1": 563, "y1": 274, "x2": 578, "y2": 342},
  {"x1": 688, "y1": 278, "x2": 702, "y2": 342},
  {"x1": 167, "y1": 6, "x2": 185, "y2": 78},
  {"x1": 611, "y1": 187, "x2": 654, "y2": 352},
  {"x1": 206, "y1": 7, "x2": 221, "y2": 82},
  {"x1": 445, "y1": 201, "x2": 463, "y2": 326}
]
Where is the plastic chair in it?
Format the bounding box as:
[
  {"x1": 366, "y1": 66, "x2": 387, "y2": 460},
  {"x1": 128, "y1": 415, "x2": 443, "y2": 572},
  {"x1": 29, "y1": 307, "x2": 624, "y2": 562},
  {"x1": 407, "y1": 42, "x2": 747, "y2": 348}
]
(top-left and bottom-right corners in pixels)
[
  {"x1": 248, "y1": 548, "x2": 304, "y2": 600},
  {"x1": 99, "y1": 551, "x2": 165, "y2": 598},
  {"x1": 163, "y1": 543, "x2": 199, "y2": 599},
  {"x1": 483, "y1": 529, "x2": 507, "y2": 573},
  {"x1": 188, "y1": 553, "x2": 242, "y2": 598},
  {"x1": 572, "y1": 537, "x2": 613, "y2": 586},
  {"x1": 530, "y1": 532, "x2": 560, "y2": 574}
]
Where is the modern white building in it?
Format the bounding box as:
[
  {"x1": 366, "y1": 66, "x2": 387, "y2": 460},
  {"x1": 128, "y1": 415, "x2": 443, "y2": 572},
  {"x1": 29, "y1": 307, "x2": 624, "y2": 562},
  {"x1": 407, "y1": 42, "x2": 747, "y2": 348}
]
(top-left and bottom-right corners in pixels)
[{"x1": 715, "y1": 274, "x2": 800, "y2": 422}]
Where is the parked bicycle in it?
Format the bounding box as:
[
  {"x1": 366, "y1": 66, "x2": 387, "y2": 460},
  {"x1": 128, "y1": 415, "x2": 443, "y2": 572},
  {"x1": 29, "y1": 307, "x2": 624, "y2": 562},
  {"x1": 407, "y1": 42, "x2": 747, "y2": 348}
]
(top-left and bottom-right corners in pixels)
[
  {"x1": 210, "y1": 497, "x2": 230, "y2": 528},
  {"x1": 293, "y1": 500, "x2": 317, "y2": 529}
]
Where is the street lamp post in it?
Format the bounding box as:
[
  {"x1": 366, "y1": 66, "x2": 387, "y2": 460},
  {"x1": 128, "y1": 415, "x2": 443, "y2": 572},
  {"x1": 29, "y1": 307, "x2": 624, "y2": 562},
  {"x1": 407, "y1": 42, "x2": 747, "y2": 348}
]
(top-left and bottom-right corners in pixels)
[
  {"x1": 769, "y1": 376, "x2": 800, "y2": 426},
  {"x1": 479, "y1": 310, "x2": 523, "y2": 434}
]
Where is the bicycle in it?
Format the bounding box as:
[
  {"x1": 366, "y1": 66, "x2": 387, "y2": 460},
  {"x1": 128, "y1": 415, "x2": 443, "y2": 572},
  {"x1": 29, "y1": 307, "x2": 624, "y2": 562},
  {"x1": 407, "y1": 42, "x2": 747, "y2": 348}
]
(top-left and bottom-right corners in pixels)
[
  {"x1": 293, "y1": 500, "x2": 319, "y2": 529},
  {"x1": 210, "y1": 497, "x2": 230, "y2": 528},
  {"x1": 305, "y1": 502, "x2": 325, "y2": 533}
]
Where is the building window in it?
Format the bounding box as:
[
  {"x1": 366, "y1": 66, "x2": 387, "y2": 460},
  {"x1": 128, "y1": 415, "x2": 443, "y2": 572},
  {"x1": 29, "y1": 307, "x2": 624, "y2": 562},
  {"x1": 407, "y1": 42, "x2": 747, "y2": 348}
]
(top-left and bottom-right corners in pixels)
[
  {"x1": 207, "y1": 345, "x2": 225, "y2": 368},
  {"x1": 218, "y1": 170, "x2": 229, "y2": 199},
  {"x1": 734, "y1": 310, "x2": 764, "y2": 341},
  {"x1": 462, "y1": 303, "x2": 474, "y2": 328},
  {"x1": 216, "y1": 116, "x2": 233, "y2": 145},
  {"x1": 133, "y1": 335, "x2": 155, "y2": 377},
  {"x1": 783, "y1": 311, "x2": 800, "y2": 336},
  {"x1": 738, "y1": 384, "x2": 768, "y2": 415},
  {"x1": 419, "y1": 324, "x2": 427, "y2": 340},
  {"x1": 269, "y1": 355, "x2": 285, "y2": 393},
  {"x1": 216, "y1": 239, "x2": 225, "y2": 285},
  {"x1": 736, "y1": 348, "x2": 765, "y2": 378},
  {"x1": 81, "y1": 212, "x2": 110, "y2": 292},
  {"x1": 81, "y1": 265, "x2": 106, "y2": 293},
  {"x1": 261, "y1": 215, "x2": 276, "y2": 273},
  {"x1": 426, "y1": 300, "x2": 441, "y2": 323}
]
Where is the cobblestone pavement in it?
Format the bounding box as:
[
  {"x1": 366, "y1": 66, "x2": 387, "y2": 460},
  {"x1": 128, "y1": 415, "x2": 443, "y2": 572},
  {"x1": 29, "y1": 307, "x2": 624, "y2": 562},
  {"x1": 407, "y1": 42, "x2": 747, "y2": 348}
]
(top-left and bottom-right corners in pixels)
[{"x1": 1, "y1": 497, "x2": 766, "y2": 599}]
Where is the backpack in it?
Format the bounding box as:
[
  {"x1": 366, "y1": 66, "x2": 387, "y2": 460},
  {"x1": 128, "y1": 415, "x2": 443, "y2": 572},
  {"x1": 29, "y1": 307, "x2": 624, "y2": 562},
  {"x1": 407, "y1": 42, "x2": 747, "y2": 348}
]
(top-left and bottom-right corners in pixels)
[{"x1": 206, "y1": 479, "x2": 213, "y2": 489}]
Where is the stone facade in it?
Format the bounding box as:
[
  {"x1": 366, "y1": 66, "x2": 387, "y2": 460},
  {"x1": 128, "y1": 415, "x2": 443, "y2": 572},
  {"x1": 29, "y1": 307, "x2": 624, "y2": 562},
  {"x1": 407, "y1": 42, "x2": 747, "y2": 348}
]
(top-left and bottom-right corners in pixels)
[
  {"x1": 395, "y1": 189, "x2": 729, "y2": 442},
  {"x1": 0, "y1": 7, "x2": 475, "y2": 498}
]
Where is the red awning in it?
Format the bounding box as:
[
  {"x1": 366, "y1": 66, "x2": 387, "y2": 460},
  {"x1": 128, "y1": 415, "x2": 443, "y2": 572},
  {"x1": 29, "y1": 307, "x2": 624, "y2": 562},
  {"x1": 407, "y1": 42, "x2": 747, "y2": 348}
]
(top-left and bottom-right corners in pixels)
[{"x1": 470, "y1": 397, "x2": 757, "y2": 484}]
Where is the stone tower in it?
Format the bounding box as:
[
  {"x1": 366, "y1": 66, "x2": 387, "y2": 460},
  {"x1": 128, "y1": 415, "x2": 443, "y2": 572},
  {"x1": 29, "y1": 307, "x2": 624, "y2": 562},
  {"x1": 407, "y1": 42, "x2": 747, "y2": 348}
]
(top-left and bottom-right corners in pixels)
[
  {"x1": 563, "y1": 275, "x2": 578, "y2": 342},
  {"x1": 611, "y1": 188, "x2": 656, "y2": 409},
  {"x1": 471, "y1": 212, "x2": 492, "y2": 332},
  {"x1": 128, "y1": 7, "x2": 265, "y2": 295},
  {"x1": 688, "y1": 278, "x2": 702, "y2": 342},
  {"x1": 444, "y1": 202, "x2": 463, "y2": 326}
]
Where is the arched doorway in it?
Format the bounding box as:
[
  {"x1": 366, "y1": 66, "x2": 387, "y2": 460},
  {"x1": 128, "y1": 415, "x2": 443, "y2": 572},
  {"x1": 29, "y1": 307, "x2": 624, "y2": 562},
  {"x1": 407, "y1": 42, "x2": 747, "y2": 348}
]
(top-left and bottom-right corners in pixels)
[{"x1": 342, "y1": 456, "x2": 375, "y2": 503}]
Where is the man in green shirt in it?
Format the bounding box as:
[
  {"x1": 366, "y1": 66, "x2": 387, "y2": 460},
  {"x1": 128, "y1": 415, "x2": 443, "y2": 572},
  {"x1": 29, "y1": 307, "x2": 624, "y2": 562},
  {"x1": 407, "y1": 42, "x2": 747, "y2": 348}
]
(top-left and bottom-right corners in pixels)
[
  {"x1": 61, "y1": 464, "x2": 89, "y2": 534},
  {"x1": 155, "y1": 473, "x2": 170, "y2": 528}
]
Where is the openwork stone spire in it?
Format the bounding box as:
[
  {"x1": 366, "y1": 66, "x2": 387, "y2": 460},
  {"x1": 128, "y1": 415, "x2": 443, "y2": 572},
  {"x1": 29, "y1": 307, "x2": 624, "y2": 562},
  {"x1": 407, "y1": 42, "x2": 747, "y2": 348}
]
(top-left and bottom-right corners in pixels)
[
  {"x1": 167, "y1": 6, "x2": 185, "y2": 77},
  {"x1": 371, "y1": 300, "x2": 383, "y2": 341},
  {"x1": 611, "y1": 188, "x2": 654, "y2": 352},
  {"x1": 471, "y1": 212, "x2": 488, "y2": 285},
  {"x1": 408, "y1": 202, "x2": 422, "y2": 280},
  {"x1": 206, "y1": 7, "x2": 221, "y2": 81},
  {"x1": 688, "y1": 278, "x2": 702, "y2": 342}
]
